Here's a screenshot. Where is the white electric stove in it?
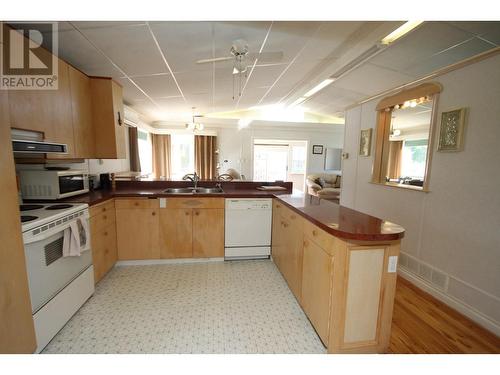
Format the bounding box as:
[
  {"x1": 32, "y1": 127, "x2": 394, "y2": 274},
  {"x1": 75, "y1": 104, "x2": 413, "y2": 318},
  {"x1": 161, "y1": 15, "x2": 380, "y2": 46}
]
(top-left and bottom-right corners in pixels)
[{"x1": 20, "y1": 202, "x2": 95, "y2": 353}]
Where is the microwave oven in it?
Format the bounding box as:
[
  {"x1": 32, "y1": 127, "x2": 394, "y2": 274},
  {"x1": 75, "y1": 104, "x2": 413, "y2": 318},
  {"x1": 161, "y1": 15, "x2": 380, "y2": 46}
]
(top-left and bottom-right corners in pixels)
[{"x1": 19, "y1": 170, "x2": 89, "y2": 200}]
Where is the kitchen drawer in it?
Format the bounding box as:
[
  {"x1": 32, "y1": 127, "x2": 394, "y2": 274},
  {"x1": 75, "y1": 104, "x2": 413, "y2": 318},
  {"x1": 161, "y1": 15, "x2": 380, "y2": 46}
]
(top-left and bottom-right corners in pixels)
[
  {"x1": 163, "y1": 197, "x2": 224, "y2": 209},
  {"x1": 89, "y1": 199, "x2": 115, "y2": 218},
  {"x1": 90, "y1": 207, "x2": 116, "y2": 233},
  {"x1": 303, "y1": 220, "x2": 335, "y2": 256},
  {"x1": 115, "y1": 198, "x2": 159, "y2": 209}
]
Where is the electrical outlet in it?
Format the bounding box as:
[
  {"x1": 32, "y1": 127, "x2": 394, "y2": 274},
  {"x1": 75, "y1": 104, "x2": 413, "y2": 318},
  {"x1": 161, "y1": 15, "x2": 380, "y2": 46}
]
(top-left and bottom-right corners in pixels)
[{"x1": 387, "y1": 256, "x2": 398, "y2": 273}]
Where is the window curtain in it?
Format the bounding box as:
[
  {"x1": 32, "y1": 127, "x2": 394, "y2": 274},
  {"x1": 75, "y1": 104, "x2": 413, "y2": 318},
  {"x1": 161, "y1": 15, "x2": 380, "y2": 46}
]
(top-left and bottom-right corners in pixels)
[
  {"x1": 128, "y1": 127, "x2": 141, "y2": 172},
  {"x1": 194, "y1": 135, "x2": 217, "y2": 180},
  {"x1": 387, "y1": 140, "x2": 403, "y2": 179},
  {"x1": 152, "y1": 134, "x2": 172, "y2": 179}
]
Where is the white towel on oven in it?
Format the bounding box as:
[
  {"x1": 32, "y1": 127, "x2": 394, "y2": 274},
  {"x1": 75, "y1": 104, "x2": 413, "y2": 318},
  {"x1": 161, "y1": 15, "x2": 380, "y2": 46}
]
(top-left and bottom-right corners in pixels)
[{"x1": 63, "y1": 218, "x2": 90, "y2": 257}]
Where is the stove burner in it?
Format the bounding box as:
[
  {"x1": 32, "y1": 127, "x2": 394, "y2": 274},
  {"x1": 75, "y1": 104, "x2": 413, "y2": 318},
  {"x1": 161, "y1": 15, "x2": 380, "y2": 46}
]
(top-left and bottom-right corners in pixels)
[
  {"x1": 21, "y1": 215, "x2": 38, "y2": 223},
  {"x1": 20, "y1": 204, "x2": 44, "y2": 211},
  {"x1": 45, "y1": 204, "x2": 73, "y2": 210}
]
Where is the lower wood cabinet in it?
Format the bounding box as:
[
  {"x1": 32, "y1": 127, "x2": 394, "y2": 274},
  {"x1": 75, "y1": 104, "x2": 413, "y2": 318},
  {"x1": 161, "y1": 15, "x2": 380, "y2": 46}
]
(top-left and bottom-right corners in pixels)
[
  {"x1": 159, "y1": 198, "x2": 224, "y2": 259},
  {"x1": 89, "y1": 200, "x2": 117, "y2": 283},
  {"x1": 159, "y1": 208, "x2": 193, "y2": 258},
  {"x1": 271, "y1": 202, "x2": 304, "y2": 303},
  {"x1": 302, "y1": 237, "x2": 333, "y2": 345},
  {"x1": 192, "y1": 208, "x2": 224, "y2": 258},
  {"x1": 115, "y1": 198, "x2": 160, "y2": 260}
]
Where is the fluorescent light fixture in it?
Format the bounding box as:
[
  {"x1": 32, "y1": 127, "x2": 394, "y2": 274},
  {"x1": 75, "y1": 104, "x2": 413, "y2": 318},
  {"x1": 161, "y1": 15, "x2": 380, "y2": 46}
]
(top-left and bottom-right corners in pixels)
[
  {"x1": 304, "y1": 78, "x2": 334, "y2": 98},
  {"x1": 381, "y1": 21, "x2": 423, "y2": 45},
  {"x1": 290, "y1": 97, "x2": 307, "y2": 107}
]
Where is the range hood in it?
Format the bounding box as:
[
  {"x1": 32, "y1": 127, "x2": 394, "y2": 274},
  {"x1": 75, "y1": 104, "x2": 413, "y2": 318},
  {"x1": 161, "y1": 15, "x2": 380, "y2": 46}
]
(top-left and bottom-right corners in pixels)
[
  {"x1": 11, "y1": 129, "x2": 67, "y2": 154},
  {"x1": 12, "y1": 139, "x2": 67, "y2": 153}
]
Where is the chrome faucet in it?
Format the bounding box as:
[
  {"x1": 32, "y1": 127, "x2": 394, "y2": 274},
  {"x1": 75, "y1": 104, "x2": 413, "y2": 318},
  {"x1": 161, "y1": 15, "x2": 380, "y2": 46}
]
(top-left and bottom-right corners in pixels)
[{"x1": 182, "y1": 172, "x2": 200, "y2": 189}]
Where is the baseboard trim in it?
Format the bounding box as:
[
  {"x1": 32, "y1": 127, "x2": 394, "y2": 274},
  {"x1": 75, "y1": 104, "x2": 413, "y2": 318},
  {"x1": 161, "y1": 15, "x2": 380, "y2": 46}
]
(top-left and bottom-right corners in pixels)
[
  {"x1": 115, "y1": 257, "x2": 225, "y2": 267},
  {"x1": 398, "y1": 268, "x2": 500, "y2": 337}
]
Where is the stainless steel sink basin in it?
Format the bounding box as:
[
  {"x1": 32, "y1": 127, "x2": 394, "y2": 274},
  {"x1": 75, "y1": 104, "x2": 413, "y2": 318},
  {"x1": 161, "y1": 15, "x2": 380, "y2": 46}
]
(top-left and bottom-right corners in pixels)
[
  {"x1": 192, "y1": 187, "x2": 224, "y2": 194},
  {"x1": 162, "y1": 187, "x2": 224, "y2": 194}
]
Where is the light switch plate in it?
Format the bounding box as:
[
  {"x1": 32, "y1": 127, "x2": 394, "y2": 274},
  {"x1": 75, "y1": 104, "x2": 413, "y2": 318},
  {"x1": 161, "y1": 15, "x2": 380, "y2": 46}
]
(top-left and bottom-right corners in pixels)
[
  {"x1": 388, "y1": 256, "x2": 398, "y2": 273},
  {"x1": 159, "y1": 198, "x2": 167, "y2": 208}
]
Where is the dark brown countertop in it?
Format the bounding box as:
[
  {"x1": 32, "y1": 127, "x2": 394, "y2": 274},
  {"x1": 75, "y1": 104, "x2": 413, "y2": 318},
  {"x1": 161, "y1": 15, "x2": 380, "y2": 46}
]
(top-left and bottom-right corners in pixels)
[
  {"x1": 60, "y1": 183, "x2": 404, "y2": 242},
  {"x1": 276, "y1": 194, "x2": 405, "y2": 242}
]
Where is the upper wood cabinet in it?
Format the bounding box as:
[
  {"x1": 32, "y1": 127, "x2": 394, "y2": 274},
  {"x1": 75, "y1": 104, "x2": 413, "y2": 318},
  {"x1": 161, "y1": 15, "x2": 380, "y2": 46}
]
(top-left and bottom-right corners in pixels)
[
  {"x1": 68, "y1": 65, "x2": 95, "y2": 158},
  {"x1": 8, "y1": 59, "x2": 76, "y2": 158},
  {"x1": 90, "y1": 78, "x2": 127, "y2": 159}
]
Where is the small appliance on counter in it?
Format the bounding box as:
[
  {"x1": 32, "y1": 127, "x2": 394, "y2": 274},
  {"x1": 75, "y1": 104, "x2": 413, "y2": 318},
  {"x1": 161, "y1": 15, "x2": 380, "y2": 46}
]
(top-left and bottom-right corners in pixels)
[{"x1": 18, "y1": 170, "x2": 89, "y2": 200}]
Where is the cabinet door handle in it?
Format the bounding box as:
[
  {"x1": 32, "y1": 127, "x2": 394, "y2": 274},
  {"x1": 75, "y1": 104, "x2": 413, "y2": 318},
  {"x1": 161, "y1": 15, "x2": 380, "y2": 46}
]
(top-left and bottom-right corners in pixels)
[
  {"x1": 104, "y1": 231, "x2": 108, "y2": 236},
  {"x1": 152, "y1": 211, "x2": 156, "y2": 216},
  {"x1": 117, "y1": 111, "x2": 122, "y2": 126},
  {"x1": 102, "y1": 207, "x2": 106, "y2": 212},
  {"x1": 195, "y1": 211, "x2": 199, "y2": 216},
  {"x1": 134, "y1": 202, "x2": 139, "y2": 206},
  {"x1": 185, "y1": 211, "x2": 190, "y2": 216},
  {"x1": 312, "y1": 230, "x2": 317, "y2": 236}
]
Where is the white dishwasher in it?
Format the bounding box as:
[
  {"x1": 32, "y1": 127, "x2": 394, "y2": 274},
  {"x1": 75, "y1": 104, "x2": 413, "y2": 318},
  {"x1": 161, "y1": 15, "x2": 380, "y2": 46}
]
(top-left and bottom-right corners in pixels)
[{"x1": 224, "y1": 198, "x2": 272, "y2": 260}]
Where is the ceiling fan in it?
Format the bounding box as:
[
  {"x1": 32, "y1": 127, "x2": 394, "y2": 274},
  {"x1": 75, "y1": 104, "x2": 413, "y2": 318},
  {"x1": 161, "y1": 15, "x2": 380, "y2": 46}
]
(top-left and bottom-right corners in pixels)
[
  {"x1": 196, "y1": 39, "x2": 284, "y2": 75},
  {"x1": 196, "y1": 39, "x2": 283, "y2": 99}
]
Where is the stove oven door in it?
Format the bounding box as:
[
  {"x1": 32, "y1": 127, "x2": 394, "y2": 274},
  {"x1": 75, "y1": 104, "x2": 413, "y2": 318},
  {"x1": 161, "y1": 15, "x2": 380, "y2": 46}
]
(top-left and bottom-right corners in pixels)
[{"x1": 24, "y1": 227, "x2": 93, "y2": 314}]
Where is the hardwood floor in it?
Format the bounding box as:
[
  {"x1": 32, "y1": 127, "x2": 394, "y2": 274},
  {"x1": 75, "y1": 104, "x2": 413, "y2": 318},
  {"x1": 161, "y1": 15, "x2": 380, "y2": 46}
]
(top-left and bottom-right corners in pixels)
[{"x1": 389, "y1": 276, "x2": 500, "y2": 353}]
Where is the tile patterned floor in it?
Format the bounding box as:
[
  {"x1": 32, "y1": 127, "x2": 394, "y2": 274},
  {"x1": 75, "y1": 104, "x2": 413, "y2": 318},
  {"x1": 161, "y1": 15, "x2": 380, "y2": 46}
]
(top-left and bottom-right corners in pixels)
[{"x1": 43, "y1": 260, "x2": 326, "y2": 354}]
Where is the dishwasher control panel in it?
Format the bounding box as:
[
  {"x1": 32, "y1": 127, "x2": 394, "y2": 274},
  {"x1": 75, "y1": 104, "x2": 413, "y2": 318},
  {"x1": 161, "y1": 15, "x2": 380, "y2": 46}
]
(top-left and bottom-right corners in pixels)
[{"x1": 225, "y1": 198, "x2": 272, "y2": 210}]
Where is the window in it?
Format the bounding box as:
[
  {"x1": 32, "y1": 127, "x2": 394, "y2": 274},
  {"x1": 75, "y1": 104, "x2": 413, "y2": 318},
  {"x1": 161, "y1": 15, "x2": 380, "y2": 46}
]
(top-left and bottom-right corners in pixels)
[
  {"x1": 171, "y1": 134, "x2": 194, "y2": 180},
  {"x1": 137, "y1": 129, "x2": 152, "y2": 175},
  {"x1": 372, "y1": 82, "x2": 442, "y2": 191},
  {"x1": 289, "y1": 145, "x2": 306, "y2": 174},
  {"x1": 401, "y1": 139, "x2": 428, "y2": 179}
]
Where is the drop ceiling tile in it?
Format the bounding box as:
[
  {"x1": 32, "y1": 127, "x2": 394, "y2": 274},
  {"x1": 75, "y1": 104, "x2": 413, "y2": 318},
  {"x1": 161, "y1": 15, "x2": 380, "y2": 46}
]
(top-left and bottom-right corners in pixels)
[
  {"x1": 149, "y1": 21, "x2": 214, "y2": 73},
  {"x1": 333, "y1": 63, "x2": 414, "y2": 97},
  {"x1": 244, "y1": 64, "x2": 287, "y2": 89},
  {"x1": 75, "y1": 23, "x2": 167, "y2": 76},
  {"x1": 132, "y1": 74, "x2": 180, "y2": 98},
  {"x1": 52, "y1": 29, "x2": 122, "y2": 78},
  {"x1": 405, "y1": 37, "x2": 497, "y2": 77},
  {"x1": 117, "y1": 77, "x2": 150, "y2": 102},
  {"x1": 448, "y1": 21, "x2": 500, "y2": 45},
  {"x1": 175, "y1": 69, "x2": 212, "y2": 96},
  {"x1": 263, "y1": 22, "x2": 320, "y2": 62},
  {"x1": 370, "y1": 22, "x2": 475, "y2": 73},
  {"x1": 71, "y1": 21, "x2": 147, "y2": 30}
]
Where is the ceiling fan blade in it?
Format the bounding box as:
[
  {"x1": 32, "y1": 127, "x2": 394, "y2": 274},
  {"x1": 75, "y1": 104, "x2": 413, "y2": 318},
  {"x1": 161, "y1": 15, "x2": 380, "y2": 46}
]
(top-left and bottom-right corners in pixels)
[
  {"x1": 247, "y1": 51, "x2": 284, "y2": 63},
  {"x1": 196, "y1": 56, "x2": 233, "y2": 64}
]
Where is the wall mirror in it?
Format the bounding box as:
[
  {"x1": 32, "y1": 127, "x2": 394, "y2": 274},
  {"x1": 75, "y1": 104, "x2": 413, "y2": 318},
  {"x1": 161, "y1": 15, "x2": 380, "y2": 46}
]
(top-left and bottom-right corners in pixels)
[{"x1": 372, "y1": 82, "x2": 442, "y2": 191}]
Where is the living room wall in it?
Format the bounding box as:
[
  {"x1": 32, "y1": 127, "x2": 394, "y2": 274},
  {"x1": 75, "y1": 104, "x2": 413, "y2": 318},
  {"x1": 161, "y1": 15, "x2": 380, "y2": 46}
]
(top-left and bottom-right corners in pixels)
[
  {"x1": 341, "y1": 53, "x2": 500, "y2": 334},
  {"x1": 215, "y1": 121, "x2": 344, "y2": 180}
]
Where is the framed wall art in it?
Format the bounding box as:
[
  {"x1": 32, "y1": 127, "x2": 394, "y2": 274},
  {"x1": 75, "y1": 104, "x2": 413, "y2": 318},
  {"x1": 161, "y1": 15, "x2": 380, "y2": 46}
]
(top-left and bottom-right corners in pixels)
[
  {"x1": 437, "y1": 108, "x2": 467, "y2": 152},
  {"x1": 359, "y1": 128, "x2": 372, "y2": 157},
  {"x1": 312, "y1": 145, "x2": 324, "y2": 155}
]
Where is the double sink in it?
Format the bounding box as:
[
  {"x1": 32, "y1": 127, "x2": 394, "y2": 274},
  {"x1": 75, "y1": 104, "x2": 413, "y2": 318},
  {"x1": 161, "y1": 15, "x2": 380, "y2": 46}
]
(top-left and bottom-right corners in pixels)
[{"x1": 162, "y1": 186, "x2": 224, "y2": 195}]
